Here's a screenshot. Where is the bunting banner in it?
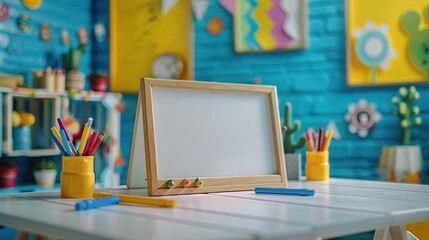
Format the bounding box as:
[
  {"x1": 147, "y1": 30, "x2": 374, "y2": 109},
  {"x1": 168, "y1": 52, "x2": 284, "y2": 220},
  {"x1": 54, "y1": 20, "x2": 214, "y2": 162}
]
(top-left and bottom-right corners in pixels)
[
  {"x1": 191, "y1": 0, "x2": 210, "y2": 21},
  {"x1": 219, "y1": 0, "x2": 236, "y2": 15},
  {"x1": 162, "y1": 0, "x2": 179, "y2": 14}
]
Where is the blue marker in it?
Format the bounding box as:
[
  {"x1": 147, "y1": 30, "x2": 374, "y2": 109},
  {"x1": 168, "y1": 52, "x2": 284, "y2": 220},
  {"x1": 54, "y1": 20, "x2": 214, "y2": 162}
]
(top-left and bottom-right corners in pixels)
[
  {"x1": 255, "y1": 187, "x2": 315, "y2": 196},
  {"x1": 75, "y1": 196, "x2": 120, "y2": 211}
]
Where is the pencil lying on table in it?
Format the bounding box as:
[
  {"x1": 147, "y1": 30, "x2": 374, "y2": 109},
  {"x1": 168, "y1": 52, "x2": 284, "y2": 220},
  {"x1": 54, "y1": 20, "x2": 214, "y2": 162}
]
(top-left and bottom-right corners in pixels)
[{"x1": 93, "y1": 192, "x2": 177, "y2": 208}]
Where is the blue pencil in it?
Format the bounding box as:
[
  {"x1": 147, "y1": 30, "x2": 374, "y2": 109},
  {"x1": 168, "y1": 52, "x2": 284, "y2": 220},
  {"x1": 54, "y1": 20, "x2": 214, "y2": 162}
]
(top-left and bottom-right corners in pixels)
[{"x1": 50, "y1": 132, "x2": 67, "y2": 156}]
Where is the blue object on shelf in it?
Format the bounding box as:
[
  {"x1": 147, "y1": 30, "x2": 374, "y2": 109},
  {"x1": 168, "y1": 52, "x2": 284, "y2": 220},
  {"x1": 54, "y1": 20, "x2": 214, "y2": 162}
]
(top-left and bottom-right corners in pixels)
[{"x1": 13, "y1": 126, "x2": 32, "y2": 150}]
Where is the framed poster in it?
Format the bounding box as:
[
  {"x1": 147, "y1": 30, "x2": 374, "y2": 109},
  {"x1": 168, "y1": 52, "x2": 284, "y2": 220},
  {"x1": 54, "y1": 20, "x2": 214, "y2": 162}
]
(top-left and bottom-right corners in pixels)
[
  {"x1": 234, "y1": 0, "x2": 308, "y2": 53},
  {"x1": 110, "y1": 0, "x2": 193, "y2": 92},
  {"x1": 347, "y1": 0, "x2": 429, "y2": 86}
]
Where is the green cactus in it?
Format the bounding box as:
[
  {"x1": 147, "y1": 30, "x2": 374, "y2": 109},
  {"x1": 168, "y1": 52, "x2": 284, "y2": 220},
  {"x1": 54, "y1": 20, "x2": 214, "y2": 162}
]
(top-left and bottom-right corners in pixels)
[
  {"x1": 282, "y1": 102, "x2": 306, "y2": 153},
  {"x1": 62, "y1": 43, "x2": 87, "y2": 73},
  {"x1": 401, "y1": 6, "x2": 429, "y2": 79},
  {"x1": 392, "y1": 86, "x2": 422, "y2": 145}
]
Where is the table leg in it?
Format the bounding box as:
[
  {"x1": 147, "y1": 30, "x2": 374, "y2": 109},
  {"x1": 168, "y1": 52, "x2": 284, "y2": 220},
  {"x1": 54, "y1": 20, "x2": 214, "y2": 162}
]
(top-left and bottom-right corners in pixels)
[{"x1": 374, "y1": 226, "x2": 418, "y2": 240}]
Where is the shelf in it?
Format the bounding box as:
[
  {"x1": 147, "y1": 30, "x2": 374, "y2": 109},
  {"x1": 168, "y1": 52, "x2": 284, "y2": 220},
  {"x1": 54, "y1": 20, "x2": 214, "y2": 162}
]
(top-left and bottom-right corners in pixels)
[{"x1": 1, "y1": 89, "x2": 61, "y2": 157}]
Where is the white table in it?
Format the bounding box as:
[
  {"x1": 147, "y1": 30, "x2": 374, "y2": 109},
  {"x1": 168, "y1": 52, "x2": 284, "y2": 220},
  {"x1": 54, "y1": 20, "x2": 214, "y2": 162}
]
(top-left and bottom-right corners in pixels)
[{"x1": 0, "y1": 179, "x2": 428, "y2": 240}]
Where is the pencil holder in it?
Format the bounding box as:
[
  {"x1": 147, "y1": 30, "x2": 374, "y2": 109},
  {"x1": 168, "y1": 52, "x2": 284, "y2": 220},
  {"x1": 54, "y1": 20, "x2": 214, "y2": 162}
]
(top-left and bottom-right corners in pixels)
[
  {"x1": 306, "y1": 151, "x2": 330, "y2": 181},
  {"x1": 60, "y1": 156, "x2": 95, "y2": 198}
]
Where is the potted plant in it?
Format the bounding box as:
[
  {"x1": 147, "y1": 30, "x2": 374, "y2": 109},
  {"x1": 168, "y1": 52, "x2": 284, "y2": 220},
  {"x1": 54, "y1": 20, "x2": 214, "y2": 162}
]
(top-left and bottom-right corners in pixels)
[
  {"x1": 63, "y1": 43, "x2": 87, "y2": 91},
  {"x1": 0, "y1": 160, "x2": 19, "y2": 188},
  {"x1": 282, "y1": 102, "x2": 306, "y2": 180},
  {"x1": 379, "y1": 86, "x2": 423, "y2": 183},
  {"x1": 89, "y1": 71, "x2": 109, "y2": 92},
  {"x1": 33, "y1": 159, "x2": 57, "y2": 187}
]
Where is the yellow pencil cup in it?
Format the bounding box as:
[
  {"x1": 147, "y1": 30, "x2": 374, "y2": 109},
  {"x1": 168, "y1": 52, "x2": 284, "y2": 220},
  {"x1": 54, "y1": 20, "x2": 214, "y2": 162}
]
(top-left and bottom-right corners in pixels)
[
  {"x1": 60, "y1": 156, "x2": 95, "y2": 198},
  {"x1": 306, "y1": 151, "x2": 330, "y2": 181}
]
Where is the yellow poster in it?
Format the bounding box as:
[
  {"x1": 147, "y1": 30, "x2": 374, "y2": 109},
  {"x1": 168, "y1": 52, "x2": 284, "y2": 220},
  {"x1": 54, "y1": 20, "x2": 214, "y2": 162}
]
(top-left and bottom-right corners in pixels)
[
  {"x1": 347, "y1": 0, "x2": 429, "y2": 85},
  {"x1": 110, "y1": 0, "x2": 193, "y2": 92}
]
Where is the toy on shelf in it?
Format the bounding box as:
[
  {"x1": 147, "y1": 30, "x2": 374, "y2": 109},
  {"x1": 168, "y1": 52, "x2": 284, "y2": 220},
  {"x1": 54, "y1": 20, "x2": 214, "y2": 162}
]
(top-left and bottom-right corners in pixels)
[{"x1": 391, "y1": 86, "x2": 421, "y2": 145}]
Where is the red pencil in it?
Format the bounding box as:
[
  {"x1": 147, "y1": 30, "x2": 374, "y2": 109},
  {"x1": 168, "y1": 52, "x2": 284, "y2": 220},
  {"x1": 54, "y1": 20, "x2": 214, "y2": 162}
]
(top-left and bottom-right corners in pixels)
[
  {"x1": 83, "y1": 130, "x2": 98, "y2": 156},
  {"x1": 88, "y1": 131, "x2": 105, "y2": 156}
]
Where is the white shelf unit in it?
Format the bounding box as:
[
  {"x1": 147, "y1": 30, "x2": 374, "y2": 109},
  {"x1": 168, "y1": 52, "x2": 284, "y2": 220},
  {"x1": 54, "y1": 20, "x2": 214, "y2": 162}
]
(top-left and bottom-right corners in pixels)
[{"x1": 1, "y1": 88, "x2": 61, "y2": 157}]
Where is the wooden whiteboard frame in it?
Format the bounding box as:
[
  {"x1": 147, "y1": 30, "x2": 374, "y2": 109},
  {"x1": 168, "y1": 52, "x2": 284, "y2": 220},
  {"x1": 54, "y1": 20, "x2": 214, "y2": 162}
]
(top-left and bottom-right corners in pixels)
[{"x1": 138, "y1": 78, "x2": 286, "y2": 196}]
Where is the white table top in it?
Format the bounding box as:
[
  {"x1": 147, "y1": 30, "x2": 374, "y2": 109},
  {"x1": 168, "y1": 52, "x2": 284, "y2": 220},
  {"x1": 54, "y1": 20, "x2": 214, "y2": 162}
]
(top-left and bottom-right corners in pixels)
[{"x1": 0, "y1": 179, "x2": 428, "y2": 240}]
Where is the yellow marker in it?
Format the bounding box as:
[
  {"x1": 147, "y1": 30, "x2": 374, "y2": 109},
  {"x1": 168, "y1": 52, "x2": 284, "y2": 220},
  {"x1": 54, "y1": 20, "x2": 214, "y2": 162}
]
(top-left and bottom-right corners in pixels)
[
  {"x1": 51, "y1": 127, "x2": 63, "y2": 147},
  {"x1": 78, "y1": 118, "x2": 93, "y2": 155},
  {"x1": 93, "y1": 192, "x2": 176, "y2": 208}
]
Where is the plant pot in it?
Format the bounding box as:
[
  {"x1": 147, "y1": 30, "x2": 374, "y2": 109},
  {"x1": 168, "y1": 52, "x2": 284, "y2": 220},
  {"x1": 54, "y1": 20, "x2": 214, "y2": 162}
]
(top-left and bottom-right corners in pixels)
[
  {"x1": 66, "y1": 71, "x2": 85, "y2": 91},
  {"x1": 285, "y1": 153, "x2": 302, "y2": 180},
  {"x1": 0, "y1": 166, "x2": 19, "y2": 188},
  {"x1": 34, "y1": 169, "x2": 57, "y2": 187},
  {"x1": 90, "y1": 76, "x2": 109, "y2": 92},
  {"x1": 379, "y1": 145, "x2": 423, "y2": 183}
]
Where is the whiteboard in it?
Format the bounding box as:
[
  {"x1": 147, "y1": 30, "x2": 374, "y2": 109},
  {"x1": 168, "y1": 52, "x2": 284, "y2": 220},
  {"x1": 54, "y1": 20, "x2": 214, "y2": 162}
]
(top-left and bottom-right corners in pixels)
[{"x1": 129, "y1": 78, "x2": 286, "y2": 196}]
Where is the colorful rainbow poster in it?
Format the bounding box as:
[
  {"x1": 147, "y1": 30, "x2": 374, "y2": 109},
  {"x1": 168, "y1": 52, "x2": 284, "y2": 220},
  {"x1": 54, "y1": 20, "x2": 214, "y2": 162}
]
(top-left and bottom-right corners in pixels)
[{"x1": 234, "y1": 0, "x2": 307, "y2": 53}]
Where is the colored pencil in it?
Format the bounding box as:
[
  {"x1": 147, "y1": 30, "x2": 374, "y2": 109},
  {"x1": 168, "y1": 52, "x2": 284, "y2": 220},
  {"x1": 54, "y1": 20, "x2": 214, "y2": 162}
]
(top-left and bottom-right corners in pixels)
[
  {"x1": 83, "y1": 130, "x2": 98, "y2": 156},
  {"x1": 50, "y1": 132, "x2": 67, "y2": 155},
  {"x1": 323, "y1": 130, "x2": 333, "y2": 151},
  {"x1": 88, "y1": 131, "x2": 105, "y2": 156},
  {"x1": 317, "y1": 125, "x2": 323, "y2": 152},
  {"x1": 305, "y1": 131, "x2": 314, "y2": 152},
  {"x1": 57, "y1": 117, "x2": 71, "y2": 141},
  {"x1": 51, "y1": 127, "x2": 63, "y2": 147},
  {"x1": 60, "y1": 129, "x2": 73, "y2": 156}
]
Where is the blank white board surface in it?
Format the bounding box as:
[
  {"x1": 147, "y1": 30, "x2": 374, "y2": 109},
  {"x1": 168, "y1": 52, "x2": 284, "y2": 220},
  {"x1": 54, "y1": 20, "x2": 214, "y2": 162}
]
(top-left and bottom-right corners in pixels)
[
  {"x1": 130, "y1": 78, "x2": 286, "y2": 196},
  {"x1": 154, "y1": 88, "x2": 277, "y2": 178}
]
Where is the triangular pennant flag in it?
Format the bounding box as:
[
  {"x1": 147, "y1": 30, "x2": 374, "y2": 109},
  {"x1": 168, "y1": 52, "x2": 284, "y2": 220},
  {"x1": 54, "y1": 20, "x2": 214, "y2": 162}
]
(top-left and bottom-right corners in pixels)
[
  {"x1": 326, "y1": 120, "x2": 341, "y2": 140},
  {"x1": 192, "y1": 0, "x2": 210, "y2": 21},
  {"x1": 162, "y1": 0, "x2": 179, "y2": 14},
  {"x1": 219, "y1": 0, "x2": 236, "y2": 15}
]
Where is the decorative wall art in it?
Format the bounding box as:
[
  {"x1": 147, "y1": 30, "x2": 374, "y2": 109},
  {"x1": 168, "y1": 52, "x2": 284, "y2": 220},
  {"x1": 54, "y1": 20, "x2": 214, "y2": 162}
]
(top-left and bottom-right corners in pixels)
[
  {"x1": 344, "y1": 99, "x2": 381, "y2": 138},
  {"x1": 347, "y1": 0, "x2": 429, "y2": 85},
  {"x1": 0, "y1": 2, "x2": 9, "y2": 22},
  {"x1": 234, "y1": 0, "x2": 308, "y2": 53}
]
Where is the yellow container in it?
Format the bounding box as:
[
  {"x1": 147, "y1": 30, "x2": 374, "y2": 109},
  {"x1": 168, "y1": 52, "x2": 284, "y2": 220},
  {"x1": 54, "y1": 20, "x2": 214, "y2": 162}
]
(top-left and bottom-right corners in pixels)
[
  {"x1": 60, "y1": 156, "x2": 95, "y2": 198},
  {"x1": 306, "y1": 151, "x2": 330, "y2": 181}
]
